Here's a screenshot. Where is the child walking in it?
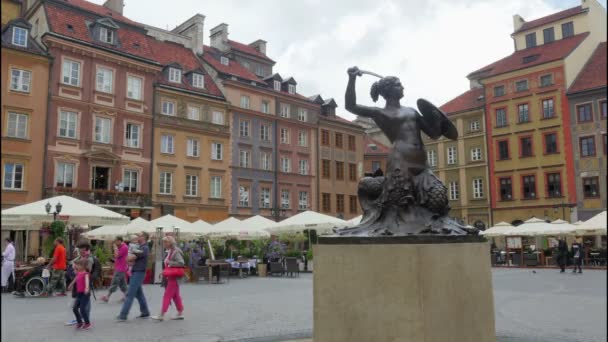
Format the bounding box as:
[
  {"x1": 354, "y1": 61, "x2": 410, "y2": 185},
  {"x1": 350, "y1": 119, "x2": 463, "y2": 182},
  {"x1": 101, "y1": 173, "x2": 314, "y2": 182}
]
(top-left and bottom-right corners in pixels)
[{"x1": 69, "y1": 259, "x2": 92, "y2": 330}]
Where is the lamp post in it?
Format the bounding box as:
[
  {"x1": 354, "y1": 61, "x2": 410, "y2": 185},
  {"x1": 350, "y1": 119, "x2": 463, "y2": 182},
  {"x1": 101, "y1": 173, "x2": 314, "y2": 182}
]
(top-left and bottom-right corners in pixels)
[
  {"x1": 270, "y1": 207, "x2": 287, "y2": 222},
  {"x1": 552, "y1": 191, "x2": 573, "y2": 221},
  {"x1": 45, "y1": 201, "x2": 63, "y2": 221}
]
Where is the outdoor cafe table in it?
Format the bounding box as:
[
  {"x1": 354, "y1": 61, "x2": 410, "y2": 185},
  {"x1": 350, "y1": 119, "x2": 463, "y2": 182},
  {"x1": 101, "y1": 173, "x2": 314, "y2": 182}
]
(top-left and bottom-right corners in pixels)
[{"x1": 227, "y1": 259, "x2": 257, "y2": 278}]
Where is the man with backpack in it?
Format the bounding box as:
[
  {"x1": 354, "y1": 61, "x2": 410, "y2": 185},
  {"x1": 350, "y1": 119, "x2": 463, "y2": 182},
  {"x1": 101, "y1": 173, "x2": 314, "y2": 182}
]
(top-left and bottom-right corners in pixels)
[{"x1": 65, "y1": 240, "x2": 99, "y2": 326}]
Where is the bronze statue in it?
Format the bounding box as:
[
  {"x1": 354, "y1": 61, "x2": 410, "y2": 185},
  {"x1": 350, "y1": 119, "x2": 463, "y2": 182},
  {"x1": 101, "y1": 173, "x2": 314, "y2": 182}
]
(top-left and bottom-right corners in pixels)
[{"x1": 337, "y1": 66, "x2": 477, "y2": 236}]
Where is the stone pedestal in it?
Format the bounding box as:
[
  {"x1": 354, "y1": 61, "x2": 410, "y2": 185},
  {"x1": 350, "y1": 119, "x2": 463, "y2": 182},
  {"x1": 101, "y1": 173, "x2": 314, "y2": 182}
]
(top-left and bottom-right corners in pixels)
[{"x1": 313, "y1": 236, "x2": 496, "y2": 342}]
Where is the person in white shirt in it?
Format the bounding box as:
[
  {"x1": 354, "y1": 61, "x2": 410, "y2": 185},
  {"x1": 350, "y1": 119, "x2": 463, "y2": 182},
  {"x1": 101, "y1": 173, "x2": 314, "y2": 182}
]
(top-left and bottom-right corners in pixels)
[{"x1": 1, "y1": 238, "x2": 16, "y2": 291}]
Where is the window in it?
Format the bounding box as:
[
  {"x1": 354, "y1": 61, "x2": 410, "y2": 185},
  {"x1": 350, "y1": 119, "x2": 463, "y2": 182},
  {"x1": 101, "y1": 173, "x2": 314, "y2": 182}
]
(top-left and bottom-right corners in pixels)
[
  {"x1": 125, "y1": 123, "x2": 140, "y2": 148},
  {"x1": 522, "y1": 175, "x2": 536, "y2": 199},
  {"x1": 298, "y1": 108, "x2": 307, "y2": 122},
  {"x1": 7, "y1": 112, "x2": 27, "y2": 138},
  {"x1": 472, "y1": 178, "x2": 484, "y2": 199},
  {"x1": 34, "y1": 20, "x2": 39, "y2": 38},
  {"x1": 601, "y1": 100, "x2": 607, "y2": 118},
  {"x1": 281, "y1": 157, "x2": 291, "y2": 173},
  {"x1": 349, "y1": 163, "x2": 357, "y2": 181},
  {"x1": 349, "y1": 195, "x2": 358, "y2": 214},
  {"x1": 161, "y1": 101, "x2": 175, "y2": 116},
  {"x1": 577, "y1": 104, "x2": 592, "y2": 122},
  {"x1": 518, "y1": 103, "x2": 529, "y2": 123},
  {"x1": 239, "y1": 150, "x2": 251, "y2": 168},
  {"x1": 525, "y1": 33, "x2": 536, "y2": 48},
  {"x1": 335, "y1": 133, "x2": 344, "y2": 149},
  {"x1": 3, "y1": 163, "x2": 24, "y2": 190},
  {"x1": 299, "y1": 160, "x2": 309, "y2": 175},
  {"x1": 280, "y1": 104, "x2": 290, "y2": 118},
  {"x1": 542, "y1": 99, "x2": 554, "y2": 118},
  {"x1": 582, "y1": 177, "x2": 599, "y2": 198},
  {"x1": 336, "y1": 161, "x2": 345, "y2": 180},
  {"x1": 499, "y1": 178, "x2": 512, "y2": 201},
  {"x1": 546, "y1": 173, "x2": 561, "y2": 198},
  {"x1": 515, "y1": 80, "x2": 528, "y2": 92},
  {"x1": 239, "y1": 186, "x2": 250, "y2": 207},
  {"x1": 288, "y1": 84, "x2": 296, "y2": 94},
  {"x1": 273, "y1": 80, "x2": 281, "y2": 91},
  {"x1": 10, "y1": 68, "x2": 31, "y2": 92},
  {"x1": 260, "y1": 125, "x2": 271, "y2": 142},
  {"x1": 562, "y1": 22, "x2": 574, "y2": 38},
  {"x1": 210, "y1": 176, "x2": 222, "y2": 198},
  {"x1": 544, "y1": 133, "x2": 558, "y2": 154},
  {"x1": 496, "y1": 108, "x2": 507, "y2": 127},
  {"x1": 427, "y1": 150, "x2": 437, "y2": 167},
  {"x1": 160, "y1": 135, "x2": 174, "y2": 154},
  {"x1": 122, "y1": 169, "x2": 138, "y2": 192},
  {"x1": 96, "y1": 67, "x2": 113, "y2": 93},
  {"x1": 281, "y1": 189, "x2": 290, "y2": 209},
  {"x1": 261, "y1": 101, "x2": 270, "y2": 114},
  {"x1": 159, "y1": 172, "x2": 172, "y2": 194},
  {"x1": 471, "y1": 147, "x2": 482, "y2": 161},
  {"x1": 280, "y1": 128, "x2": 290, "y2": 144},
  {"x1": 255, "y1": 65, "x2": 264, "y2": 76},
  {"x1": 493, "y1": 85, "x2": 505, "y2": 97},
  {"x1": 449, "y1": 181, "x2": 459, "y2": 200},
  {"x1": 298, "y1": 131, "x2": 307, "y2": 147},
  {"x1": 299, "y1": 192, "x2": 309, "y2": 210},
  {"x1": 540, "y1": 74, "x2": 553, "y2": 87},
  {"x1": 579, "y1": 136, "x2": 596, "y2": 157},
  {"x1": 520, "y1": 136, "x2": 533, "y2": 157},
  {"x1": 322, "y1": 160, "x2": 330, "y2": 178},
  {"x1": 99, "y1": 27, "x2": 114, "y2": 44},
  {"x1": 212, "y1": 111, "x2": 224, "y2": 125},
  {"x1": 62, "y1": 59, "x2": 80, "y2": 86},
  {"x1": 56, "y1": 162, "x2": 74, "y2": 188},
  {"x1": 260, "y1": 152, "x2": 272, "y2": 170},
  {"x1": 260, "y1": 188, "x2": 271, "y2": 208},
  {"x1": 127, "y1": 75, "x2": 142, "y2": 100},
  {"x1": 59, "y1": 110, "x2": 77, "y2": 138},
  {"x1": 348, "y1": 135, "x2": 356, "y2": 151},
  {"x1": 498, "y1": 140, "x2": 509, "y2": 160},
  {"x1": 220, "y1": 56, "x2": 229, "y2": 66},
  {"x1": 187, "y1": 106, "x2": 200, "y2": 121},
  {"x1": 168, "y1": 68, "x2": 181, "y2": 83},
  {"x1": 470, "y1": 120, "x2": 480, "y2": 131},
  {"x1": 211, "y1": 143, "x2": 223, "y2": 160},
  {"x1": 371, "y1": 161, "x2": 381, "y2": 172},
  {"x1": 336, "y1": 194, "x2": 345, "y2": 213},
  {"x1": 239, "y1": 120, "x2": 250, "y2": 137},
  {"x1": 543, "y1": 27, "x2": 555, "y2": 43},
  {"x1": 192, "y1": 73, "x2": 205, "y2": 88},
  {"x1": 94, "y1": 117, "x2": 111, "y2": 143},
  {"x1": 321, "y1": 130, "x2": 330, "y2": 146},
  {"x1": 240, "y1": 95, "x2": 250, "y2": 109},
  {"x1": 447, "y1": 146, "x2": 457, "y2": 165},
  {"x1": 322, "y1": 193, "x2": 331, "y2": 212},
  {"x1": 12, "y1": 27, "x2": 27, "y2": 47},
  {"x1": 187, "y1": 138, "x2": 199, "y2": 157},
  {"x1": 185, "y1": 175, "x2": 198, "y2": 196}
]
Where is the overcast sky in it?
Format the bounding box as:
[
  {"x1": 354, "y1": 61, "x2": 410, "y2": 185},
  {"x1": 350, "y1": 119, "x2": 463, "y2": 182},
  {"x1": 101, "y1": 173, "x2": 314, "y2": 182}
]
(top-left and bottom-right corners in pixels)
[{"x1": 95, "y1": 0, "x2": 606, "y2": 119}]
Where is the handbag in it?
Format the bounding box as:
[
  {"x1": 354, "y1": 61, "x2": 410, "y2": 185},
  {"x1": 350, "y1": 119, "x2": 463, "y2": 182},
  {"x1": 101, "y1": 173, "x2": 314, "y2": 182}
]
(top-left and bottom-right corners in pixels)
[{"x1": 162, "y1": 267, "x2": 185, "y2": 278}]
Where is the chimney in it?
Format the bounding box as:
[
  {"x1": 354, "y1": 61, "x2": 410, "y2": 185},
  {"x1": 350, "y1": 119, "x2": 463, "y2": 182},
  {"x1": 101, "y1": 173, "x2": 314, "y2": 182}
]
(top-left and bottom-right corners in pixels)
[
  {"x1": 210, "y1": 23, "x2": 229, "y2": 52},
  {"x1": 512, "y1": 14, "x2": 525, "y2": 32},
  {"x1": 172, "y1": 14, "x2": 205, "y2": 55},
  {"x1": 249, "y1": 39, "x2": 267, "y2": 55},
  {"x1": 103, "y1": 0, "x2": 124, "y2": 15},
  {"x1": 581, "y1": 0, "x2": 590, "y2": 10}
]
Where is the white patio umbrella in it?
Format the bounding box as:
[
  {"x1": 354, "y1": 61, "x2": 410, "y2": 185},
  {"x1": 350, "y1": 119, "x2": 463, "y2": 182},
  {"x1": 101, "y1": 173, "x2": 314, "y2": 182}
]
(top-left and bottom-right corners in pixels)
[
  {"x1": 84, "y1": 217, "x2": 152, "y2": 240},
  {"x1": 509, "y1": 217, "x2": 550, "y2": 236},
  {"x1": 545, "y1": 219, "x2": 577, "y2": 236},
  {"x1": 347, "y1": 215, "x2": 362, "y2": 227},
  {"x1": 237, "y1": 215, "x2": 275, "y2": 239},
  {"x1": 575, "y1": 211, "x2": 607, "y2": 235},
  {"x1": 129, "y1": 214, "x2": 191, "y2": 237},
  {"x1": 266, "y1": 211, "x2": 348, "y2": 235},
  {"x1": 187, "y1": 219, "x2": 213, "y2": 235},
  {"x1": 479, "y1": 221, "x2": 513, "y2": 237},
  {"x1": 205, "y1": 217, "x2": 242, "y2": 238}
]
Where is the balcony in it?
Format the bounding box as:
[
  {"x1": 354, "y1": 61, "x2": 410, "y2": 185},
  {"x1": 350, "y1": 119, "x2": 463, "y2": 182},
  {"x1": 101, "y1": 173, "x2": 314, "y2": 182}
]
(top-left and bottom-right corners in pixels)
[{"x1": 45, "y1": 187, "x2": 153, "y2": 209}]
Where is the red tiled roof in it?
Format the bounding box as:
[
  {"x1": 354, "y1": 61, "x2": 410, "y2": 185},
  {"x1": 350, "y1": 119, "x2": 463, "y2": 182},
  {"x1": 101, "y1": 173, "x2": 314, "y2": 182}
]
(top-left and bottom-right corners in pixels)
[
  {"x1": 440, "y1": 87, "x2": 485, "y2": 114},
  {"x1": 468, "y1": 32, "x2": 588, "y2": 79},
  {"x1": 57, "y1": 0, "x2": 143, "y2": 27},
  {"x1": 364, "y1": 136, "x2": 390, "y2": 155},
  {"x1": 568, "y1": 42, "x2": 607, "y2": 94},
  {"x1": 514, "y1": 6, "x2": 584, "y2": 34},
  {"x1": 201, "y1": 45, "x2": 261, "y2": 83},
  {"x1": 228, "y1": 40, "x2": 275, "y2": 63}
]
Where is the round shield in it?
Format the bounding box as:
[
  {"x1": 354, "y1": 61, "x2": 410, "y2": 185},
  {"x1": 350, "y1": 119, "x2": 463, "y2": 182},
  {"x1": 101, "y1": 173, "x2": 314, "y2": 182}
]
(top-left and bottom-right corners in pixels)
[{"x1": 416, "y1": 98, "x2": 458, "y2": 140}]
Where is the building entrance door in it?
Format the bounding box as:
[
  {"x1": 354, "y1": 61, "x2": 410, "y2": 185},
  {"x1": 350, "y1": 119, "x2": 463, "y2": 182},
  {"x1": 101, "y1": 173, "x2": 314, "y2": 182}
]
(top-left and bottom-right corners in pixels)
[{"x1": 92, "y1": 166, "x2": 110, "y2": 190}]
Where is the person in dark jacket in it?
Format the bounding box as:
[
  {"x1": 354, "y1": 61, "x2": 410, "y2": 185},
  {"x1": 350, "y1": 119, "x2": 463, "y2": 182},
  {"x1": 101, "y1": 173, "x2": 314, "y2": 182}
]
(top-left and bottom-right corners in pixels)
[
  {"x1": 116, "y1": 232, "x2": 150, "y2": 321},
  {"x1": 557, "y1": 237, "x2": 568, "y2": 273},
  {"x1": 571, "y1": 237, "x2": 583, "y2": 274}
]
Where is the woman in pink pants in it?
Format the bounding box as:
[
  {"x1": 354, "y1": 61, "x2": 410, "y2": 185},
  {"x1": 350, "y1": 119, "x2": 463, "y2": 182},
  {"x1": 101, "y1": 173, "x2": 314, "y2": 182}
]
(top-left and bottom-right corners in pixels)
[{"x1": 152, "y1": 236, "x2": 184, "y2": 321}]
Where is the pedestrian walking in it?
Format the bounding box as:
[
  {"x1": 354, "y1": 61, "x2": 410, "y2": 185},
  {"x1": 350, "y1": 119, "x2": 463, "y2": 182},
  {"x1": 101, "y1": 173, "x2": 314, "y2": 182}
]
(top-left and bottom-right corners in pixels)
[
  {"x1": 116, "y1": 232, "x2": 150, "y2": 322},
  {"x1": 557, "y1": 237, "x2": 568, "y2": 273},
  {"x1": 152, "y1": 236, "x2": 185, "y2": 321},
  {"x1": 68, "y1": 259, "x2": 92, "y2": 330},
  {"x1": 100, "y1": 236, "x2": 128, "y2": 303},
  {"x1": 1, "y1": 238, "x2": 16, "y2": 292},
  {"x1": 571, "y1": 237, "x2": 583, "y2": 274},
  {"x1": 46, "y1": 238, "x2": 67, "y2": 296},
  {"x1": 65, "y1": 240, "x2": 95, "y2": 326}
]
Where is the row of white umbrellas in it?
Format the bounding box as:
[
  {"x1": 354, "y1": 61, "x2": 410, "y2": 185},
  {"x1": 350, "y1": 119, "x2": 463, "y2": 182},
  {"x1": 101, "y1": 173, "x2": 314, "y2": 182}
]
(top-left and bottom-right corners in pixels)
[{"x1": 480, "y1": 211, "x2": 607, "y2": 237}]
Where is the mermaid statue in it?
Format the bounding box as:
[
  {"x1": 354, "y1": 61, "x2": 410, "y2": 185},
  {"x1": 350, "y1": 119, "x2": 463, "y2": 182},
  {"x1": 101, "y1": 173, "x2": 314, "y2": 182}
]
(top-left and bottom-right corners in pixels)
[{"x1": 336, "y1": 66, "x2": 478, "y2": 236}]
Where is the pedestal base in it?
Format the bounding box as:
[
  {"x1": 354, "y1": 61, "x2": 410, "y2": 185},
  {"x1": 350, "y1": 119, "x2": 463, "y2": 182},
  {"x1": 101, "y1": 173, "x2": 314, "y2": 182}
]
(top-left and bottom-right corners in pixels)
[{"x1": 313, "y1": 236, "x2": 496, "y2": 342}]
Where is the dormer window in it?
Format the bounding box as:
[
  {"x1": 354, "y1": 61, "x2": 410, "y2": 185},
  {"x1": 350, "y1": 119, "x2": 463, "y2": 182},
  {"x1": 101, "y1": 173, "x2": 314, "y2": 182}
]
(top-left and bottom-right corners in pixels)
[
  {"x1": 99, "y1": 27, "x2": 114, "y2": 44},
  {"x1": 12, "y1": 27, "x2": 28, "y2": 47},
  {"x1": 169, "y1": 68, "x2": 181, "y2": 83},
  {"x1": 288, "y1": 84, "x2": 296, "y2": 94},
  {"x1": 274, "y1": 80, "x2": 281, "y2": 91},
  {"x1": 220, "y1": 56, "x2": 229, "y2": 66},
  {"x1": 192, "y1": 73, "x2": 205, "y2": 88}
]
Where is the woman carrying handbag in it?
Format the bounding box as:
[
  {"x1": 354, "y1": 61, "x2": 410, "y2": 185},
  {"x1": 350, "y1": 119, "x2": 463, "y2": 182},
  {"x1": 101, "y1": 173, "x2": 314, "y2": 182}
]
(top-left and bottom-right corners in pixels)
[{"x1": 152, "y1": 236, "x2": 185, "y2": 321}]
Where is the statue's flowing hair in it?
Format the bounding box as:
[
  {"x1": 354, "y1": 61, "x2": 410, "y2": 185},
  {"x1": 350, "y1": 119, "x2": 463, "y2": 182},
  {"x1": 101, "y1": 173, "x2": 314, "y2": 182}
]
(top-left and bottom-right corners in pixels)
[{"x1": 370, "y1": 76, "x2": 401, "y2": 102}]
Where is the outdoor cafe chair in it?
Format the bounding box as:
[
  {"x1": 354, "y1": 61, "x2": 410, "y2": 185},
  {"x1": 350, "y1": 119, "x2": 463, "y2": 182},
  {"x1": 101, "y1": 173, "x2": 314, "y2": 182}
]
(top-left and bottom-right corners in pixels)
[{"x1": 285, "y1": 257, "x2": 299, "y2": 278}]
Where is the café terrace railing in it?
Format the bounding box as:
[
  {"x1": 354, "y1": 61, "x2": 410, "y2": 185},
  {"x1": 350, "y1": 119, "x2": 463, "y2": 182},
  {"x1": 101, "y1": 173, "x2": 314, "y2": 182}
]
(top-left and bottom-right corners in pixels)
[{"x1": 45, "y1": 187, "x2": 152, "y2": 208}]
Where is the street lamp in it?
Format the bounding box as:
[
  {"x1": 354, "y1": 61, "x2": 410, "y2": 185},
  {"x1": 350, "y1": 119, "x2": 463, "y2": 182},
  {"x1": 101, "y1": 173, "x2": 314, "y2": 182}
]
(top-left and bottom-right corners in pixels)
[
  {"x1": 45, "y1": 201, "x2": 62, "y2": 221},
  {"x1": 552, "y1": 191, "x2": 572, "y2": 220},
  {"x1": 270, "y1": 208, "x2": 287, "y2": 222}
]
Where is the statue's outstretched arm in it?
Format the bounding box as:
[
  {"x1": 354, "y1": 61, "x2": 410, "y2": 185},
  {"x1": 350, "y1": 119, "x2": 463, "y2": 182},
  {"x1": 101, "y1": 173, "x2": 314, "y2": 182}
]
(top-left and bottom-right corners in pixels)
[{"x1": 345, "y1": 67, "x2": 380, "y2": 119}]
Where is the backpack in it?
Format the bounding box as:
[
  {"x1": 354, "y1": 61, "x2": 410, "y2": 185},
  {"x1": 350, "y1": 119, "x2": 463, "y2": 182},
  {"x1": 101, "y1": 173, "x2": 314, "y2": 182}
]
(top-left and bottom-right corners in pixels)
[{"x1": 90, "y1": 257, "x2": 102, "y2": 282}]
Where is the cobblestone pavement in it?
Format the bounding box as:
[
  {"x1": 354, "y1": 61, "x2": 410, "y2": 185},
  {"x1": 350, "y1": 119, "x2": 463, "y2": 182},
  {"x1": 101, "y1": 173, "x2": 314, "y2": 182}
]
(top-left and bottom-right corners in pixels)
[{"x1": 1, "y1": 269, "x2": 606, "y2": 342}]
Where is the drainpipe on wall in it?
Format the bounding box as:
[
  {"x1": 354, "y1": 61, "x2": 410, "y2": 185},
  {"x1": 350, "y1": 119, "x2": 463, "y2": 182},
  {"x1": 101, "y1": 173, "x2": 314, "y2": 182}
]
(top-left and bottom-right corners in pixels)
[
  {"x1": 149, "y1": 85, "x2": 157, "y2": 219},
  {"x1": 42, "y1": 55, "x2": 55, "y2": 199},
  {"x1": 316, "y1": 124, "x2": 320, "y2": 214},
  {"x1": 273, "y1": 105, "x2": 279, "y2": 221}
]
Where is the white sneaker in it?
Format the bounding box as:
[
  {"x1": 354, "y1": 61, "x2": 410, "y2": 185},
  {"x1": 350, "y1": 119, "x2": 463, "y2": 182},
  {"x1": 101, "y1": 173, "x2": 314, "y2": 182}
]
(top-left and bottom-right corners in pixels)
[
  {"x1": 171, "y1": 313, "x2": 184, "y2": 320},
  {"x1": 151, "y1": 315, "x2": 164, "y2": 321}
]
